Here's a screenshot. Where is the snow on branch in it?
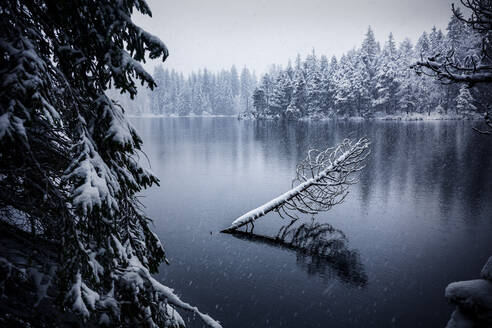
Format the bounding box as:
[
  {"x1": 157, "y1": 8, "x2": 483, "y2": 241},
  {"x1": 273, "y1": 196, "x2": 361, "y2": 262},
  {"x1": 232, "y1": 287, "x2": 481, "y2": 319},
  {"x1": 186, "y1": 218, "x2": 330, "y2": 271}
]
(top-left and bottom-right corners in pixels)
[
  {"x1": 117, "y1": 253, "x2": 223, "y2": 328},
  {"x1": 412, "y1": 58, "x2": 492, "y2": 84},
  {"x1": 452, "y1": 0, "x2": 492, "y2": 32},
  {"x1": 221, "y1": 138, "x2": 371, "y2": 233},
  {"x1": 473, "y1": 111, "x2": 492, "y2": 135},
  {"x1": 63, "y1": 132, "x2": 120, "y2": 216},
  {"x1": 412, "y1": 0, "x2": 492, "y2": 85}
]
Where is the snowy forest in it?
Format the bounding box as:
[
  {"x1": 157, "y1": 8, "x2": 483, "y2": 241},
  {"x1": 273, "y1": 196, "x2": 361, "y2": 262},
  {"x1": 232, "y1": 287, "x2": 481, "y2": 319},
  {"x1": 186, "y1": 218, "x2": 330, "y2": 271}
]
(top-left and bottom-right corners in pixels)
[
  {"x1": 115, "y1": 9, "x2": 491, "y2": 120},
  {"x1": 110, "y1": 66, "x2": 258, "y2": 116},
  {"x1": 249, "y1": 15, "x2": 491, "y2": 120}
]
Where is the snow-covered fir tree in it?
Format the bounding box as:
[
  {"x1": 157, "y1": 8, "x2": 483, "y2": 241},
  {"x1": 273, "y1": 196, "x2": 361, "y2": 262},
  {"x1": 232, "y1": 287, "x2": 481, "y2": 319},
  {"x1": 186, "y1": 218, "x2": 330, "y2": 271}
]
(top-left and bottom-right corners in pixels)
[
  {"x1": 239, "y1": 67, "x2": 258, "y2": 114},
  {"x1": 0, "y1": 0, "x2": 221, "y2": 327},
  {"x1": 373, "y1": 33, "x2": 400, "y2": 115},
  {"x1": 286, "y1": 71, "x2": 307, "y2": 119},
  {"x1": 455, "y1": 85, "x2": 477, "y2": 116},
  {"x1": 252, "y1": 88, "x2": 268, "y2": 117}
]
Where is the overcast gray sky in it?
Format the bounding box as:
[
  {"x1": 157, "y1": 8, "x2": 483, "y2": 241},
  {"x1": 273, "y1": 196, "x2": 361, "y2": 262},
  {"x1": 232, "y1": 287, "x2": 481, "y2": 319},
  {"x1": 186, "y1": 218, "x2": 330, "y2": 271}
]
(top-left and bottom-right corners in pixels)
[{"x1": 133, "y1": 0, "x2": 456, "y2": 75}]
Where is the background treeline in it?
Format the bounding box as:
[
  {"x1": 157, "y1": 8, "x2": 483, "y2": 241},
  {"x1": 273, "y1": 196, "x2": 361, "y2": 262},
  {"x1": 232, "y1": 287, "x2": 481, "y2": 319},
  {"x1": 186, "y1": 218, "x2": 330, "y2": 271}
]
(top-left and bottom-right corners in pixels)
[
  {"x1": 250, "y1": 11, "x2": 491, "y2": 120},
  {"x1": 110, "y1": 66, "x2": 258, "y2": 116},
  {"x1": 112, "y1": 9, "x2": 491, "y2": 119}
]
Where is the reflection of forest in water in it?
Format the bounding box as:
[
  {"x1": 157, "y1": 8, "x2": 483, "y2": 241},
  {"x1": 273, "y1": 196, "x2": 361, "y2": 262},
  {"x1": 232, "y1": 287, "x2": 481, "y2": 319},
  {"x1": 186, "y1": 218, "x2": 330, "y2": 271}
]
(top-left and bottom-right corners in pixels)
[
  {"x1": 226, "y1": 220, "x2": 367, "y2": 287},
  {"x1": 252, "y1": 120, "x2": 492, "y2": 220},
  {"x1": 141, "y1": 118, "x2": 491, "y2": 222}
]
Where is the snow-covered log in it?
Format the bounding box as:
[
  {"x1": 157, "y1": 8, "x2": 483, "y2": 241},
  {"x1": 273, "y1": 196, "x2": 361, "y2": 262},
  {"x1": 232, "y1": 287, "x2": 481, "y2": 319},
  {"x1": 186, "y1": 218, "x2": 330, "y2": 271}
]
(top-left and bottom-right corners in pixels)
[{"x1": 221, "y1": 138, "x2": 370, "y2": 233}]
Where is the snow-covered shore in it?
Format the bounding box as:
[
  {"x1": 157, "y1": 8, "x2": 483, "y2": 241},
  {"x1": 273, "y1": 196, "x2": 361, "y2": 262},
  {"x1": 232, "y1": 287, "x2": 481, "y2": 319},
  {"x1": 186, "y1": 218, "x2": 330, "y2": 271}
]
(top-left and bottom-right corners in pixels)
[
  {"x1": 371, "y1": 112, "x2": 483, "y2": 121},
  {"x1": 126, "y1": 111, "x2": 485, "y2": 122},
  {"x1": 445, "y1": 256, "x2": 492, "y2": 327},
  {"x1": 237, "y1": 111, "x2": 484, "y2": 122},
  {"x1": 127, "y1": 113, "x2": 236, "y2": 118},
  {"x1": 238, "y1": 113, "x2": 483, "y2": 122}
]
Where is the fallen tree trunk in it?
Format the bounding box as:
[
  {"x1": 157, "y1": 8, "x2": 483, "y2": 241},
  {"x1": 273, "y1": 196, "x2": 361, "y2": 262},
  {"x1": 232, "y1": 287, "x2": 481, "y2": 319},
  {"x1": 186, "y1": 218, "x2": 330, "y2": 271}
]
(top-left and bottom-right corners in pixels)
[{"x1": 221, "y1": 138, "x2": 370, "y2": 233}]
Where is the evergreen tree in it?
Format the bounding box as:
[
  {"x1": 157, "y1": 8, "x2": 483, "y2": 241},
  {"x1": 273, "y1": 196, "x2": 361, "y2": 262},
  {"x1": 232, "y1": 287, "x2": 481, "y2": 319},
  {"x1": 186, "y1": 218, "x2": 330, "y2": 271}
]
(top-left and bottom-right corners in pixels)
[
  {"x1": 286, "y1": 72, "x2": 307, "y2": 119},
  {"x1": 215, "y1": 72, "x2": 235, "y2": 115},
  {"x1": 374, "y1": 33, "x2": 400, "y2": 115},
  {"x1": 416, "y1": 31, "x2": 431, "y2": 57},
  {"x1": 261, "y1": 73, "x2": 274, "y2": 110},
  {"x1": 150, "y1": 65, "x2": 167, "y2": 114},
  {"x1": 176, "y1": 82, "x2": 192, "y2": 116},
  {"x1": 359, "y1": 26, "x2": 380, "y2": 111},
  {"x1": 429, "y1": 26, "x2": 445, "y2": 55},
  {"x1": 197, "y1": 83, "x2": 212, "y2": 114},
  {"x1": 351, "y1": 52, "x2": 372, "y2": 117},
  {"x1": 320, "y1": 56, "x2": 339, "y2": 116},
  {"x1": 252, "y1": 88, "x2": 267, "y2": 117},
  {"x1": 396, "y1": 38, "x2": 418, "y2": 114},
  {"x1": 333, "y1": 55, "x2": 353, "y2": 116},
  {"x1": 446, "y1": 8, "x2": 467, "y2": 55},
  {"x1": 306, "y1": 66, "x2": 323, "y2": 116},
  {"x1": 230, "y1": 65, "x2": 240, "y2": 97},
  {"x1": 361, "y1": 26, "x2": 379, "y2": 66},
  {"x1": 269, "y1": 73, "x2": 291, "y2": 117},
  {"x1": 455, "y1": 85, "x2": 477, "y2": 116},
  {"x1": 0, "y1": 1, "x2": 220, "y2": 327},
  {"x1": 240, "y1": 67, "x2": 256, "y2": 113}
]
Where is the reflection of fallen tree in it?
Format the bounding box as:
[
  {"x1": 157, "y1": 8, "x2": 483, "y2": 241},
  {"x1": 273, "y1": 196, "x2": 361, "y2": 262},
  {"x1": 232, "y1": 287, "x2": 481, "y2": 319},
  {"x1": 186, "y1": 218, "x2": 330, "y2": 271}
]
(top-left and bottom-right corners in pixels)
[
  {"x1": 225, "y1": 221, "x2": 367, "y2": 287},
  {"x1": 221, "y1": 138, "x2": 370, "y2": 233}
]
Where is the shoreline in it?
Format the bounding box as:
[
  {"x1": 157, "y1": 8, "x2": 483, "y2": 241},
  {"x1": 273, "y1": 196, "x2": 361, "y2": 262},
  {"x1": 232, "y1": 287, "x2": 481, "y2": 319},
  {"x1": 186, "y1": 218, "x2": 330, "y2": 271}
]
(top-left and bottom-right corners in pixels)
[
  {"x1": 237, "y1": 112, "x2": 485, "y2": 122},
  {"x1": 127, "y1": 114, "x2": 237, "y2": 118},
  {"x1": 126, "y1": 112, "x2": 486, "y2": 122}
]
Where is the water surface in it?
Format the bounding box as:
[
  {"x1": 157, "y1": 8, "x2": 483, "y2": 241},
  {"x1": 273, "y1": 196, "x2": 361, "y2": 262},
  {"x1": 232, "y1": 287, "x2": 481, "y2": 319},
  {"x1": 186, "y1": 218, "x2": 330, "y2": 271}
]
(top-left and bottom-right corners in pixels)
[{"x1": 132, "y1": 117, "x2": 492, "y2": 328}]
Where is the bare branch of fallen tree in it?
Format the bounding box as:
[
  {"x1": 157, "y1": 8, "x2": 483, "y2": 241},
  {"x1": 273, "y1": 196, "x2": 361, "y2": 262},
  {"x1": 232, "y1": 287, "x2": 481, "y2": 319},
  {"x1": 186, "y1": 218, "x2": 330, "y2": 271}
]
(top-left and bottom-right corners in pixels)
[{"x1": 220, "y1": 138, "x2": 370, "y2": 233}]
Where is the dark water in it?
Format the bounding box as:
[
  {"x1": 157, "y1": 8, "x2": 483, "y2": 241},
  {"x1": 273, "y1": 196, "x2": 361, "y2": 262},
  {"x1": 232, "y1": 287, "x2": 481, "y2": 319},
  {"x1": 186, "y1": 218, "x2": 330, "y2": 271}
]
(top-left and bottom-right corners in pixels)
[{"x1": 131, "y1": 117, "x2": 492, "y2": 328}]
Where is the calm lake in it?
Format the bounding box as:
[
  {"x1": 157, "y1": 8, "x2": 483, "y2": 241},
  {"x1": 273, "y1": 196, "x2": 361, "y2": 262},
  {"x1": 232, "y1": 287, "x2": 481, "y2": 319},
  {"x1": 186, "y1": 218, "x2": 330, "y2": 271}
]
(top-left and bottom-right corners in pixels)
[{"x1": 131, "y1": 117, "x2": 492, "y2": 328}]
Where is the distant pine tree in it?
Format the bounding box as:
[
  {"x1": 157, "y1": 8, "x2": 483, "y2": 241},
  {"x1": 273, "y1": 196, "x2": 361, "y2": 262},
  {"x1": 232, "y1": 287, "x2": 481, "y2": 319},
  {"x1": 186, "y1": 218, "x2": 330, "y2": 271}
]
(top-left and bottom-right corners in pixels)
[{"x1": 455, "y1": 85, "x2": 477, "y2": 116}]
